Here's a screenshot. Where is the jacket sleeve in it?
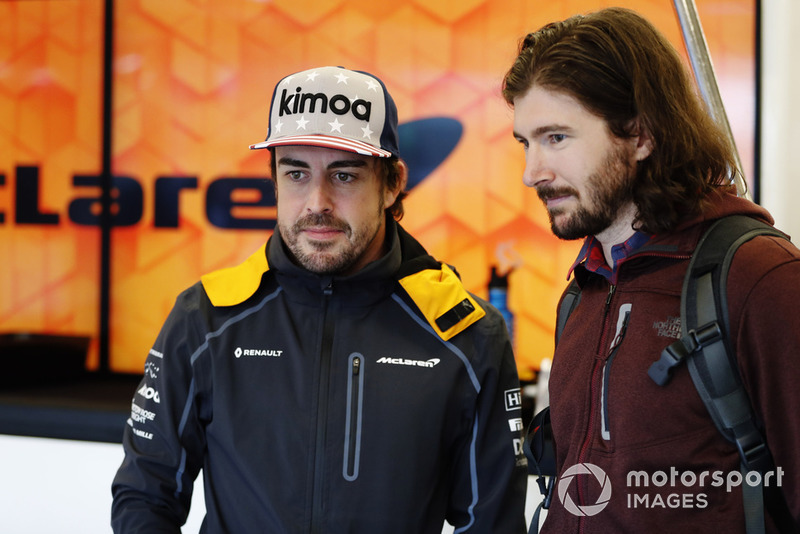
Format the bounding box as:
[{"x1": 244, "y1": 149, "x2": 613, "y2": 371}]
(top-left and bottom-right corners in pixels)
[
  {"x1": 446, "y1": 300, "x2": 528, "y2": 533},
  {"x1": 111, "y1": 287, "x2": 209, "y2": 533},
  {"x1": 732, "y1": 237, "x2": 800, "y2": 529}
]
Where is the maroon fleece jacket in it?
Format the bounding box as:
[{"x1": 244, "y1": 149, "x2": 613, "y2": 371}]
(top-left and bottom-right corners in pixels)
[{"x1": 541, "y1": 191, "x2": 800, "y2": 533}]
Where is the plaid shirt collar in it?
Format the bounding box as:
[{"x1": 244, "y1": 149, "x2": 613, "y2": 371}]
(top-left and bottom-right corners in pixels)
[{"x1": 568, "y1": 231, "x2": 652, "y2": 284}]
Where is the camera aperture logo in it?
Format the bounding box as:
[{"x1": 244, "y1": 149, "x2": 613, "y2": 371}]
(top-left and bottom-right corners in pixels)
[
  {"x1": 556, "y1": 463, "x2": 785, "y2": 517},
  {"x1": 558, "y1": 463, "x2": 612, "y2": 517}
]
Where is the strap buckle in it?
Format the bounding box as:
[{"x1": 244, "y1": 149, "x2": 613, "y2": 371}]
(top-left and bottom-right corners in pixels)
[
  {"x1": 735, "y1": 427, "x2": 773, "y2": 473},
  {"x1": 648, "y1": 322, "x2": 722, "y2": 386}
]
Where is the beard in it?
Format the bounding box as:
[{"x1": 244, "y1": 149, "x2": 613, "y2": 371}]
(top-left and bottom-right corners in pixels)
[
  {"x1": 537, "y1": 143, "x2": 637, "y2": 240},
  {"x1": 279, "y1": 207, "x2": 384, "y2": 275}
]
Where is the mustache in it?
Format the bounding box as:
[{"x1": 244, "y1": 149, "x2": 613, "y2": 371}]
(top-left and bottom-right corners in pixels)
[
  {"x1": 293, "y1": 213, "x2": 351, "y2": 235},
  {"x1": 536, "y1": 184, "x2": 579, "y2": 202}
]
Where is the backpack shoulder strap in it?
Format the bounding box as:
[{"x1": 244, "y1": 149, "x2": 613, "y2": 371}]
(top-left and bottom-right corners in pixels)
[
  {"x1": 648, "y1": 215, "x2": 790, "y2": 534},
  {"x1": 527, "y1": 278, "x2": 581, "y2": 534},
  {"x1": 683, "y1": 216, "x2": 785, "y2": 470},
  {"x1": 649, "y1": 215, "x2": 786, "y2": 468},
  {"x1": 556, "y1": 278, "x2": 582, "y2": 343}
]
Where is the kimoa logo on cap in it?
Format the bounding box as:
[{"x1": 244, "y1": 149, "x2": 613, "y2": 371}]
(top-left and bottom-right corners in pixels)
[
  {"x1": 278, "y1": 87, "x2": 372, "y2": 122},
  {"x1": 252, "y1": 67, "x2": 395, "y2": 157}
]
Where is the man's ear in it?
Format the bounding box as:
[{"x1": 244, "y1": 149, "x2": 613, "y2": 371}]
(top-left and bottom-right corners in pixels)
[
  {"x1": 633, "y1": 122, "x2": 654, "y2": 162},
  {"x1": 385, "y1": 159, "x2": 408, "y2": 208}
]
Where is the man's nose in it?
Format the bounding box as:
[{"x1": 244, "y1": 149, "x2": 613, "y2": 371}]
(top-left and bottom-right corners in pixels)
[
  {"x1": 305, "y1": 180, "x2": 334, "y2": 213},
  {"x1": 522, "y1": 146, "x2": 554, "y2": 188}
]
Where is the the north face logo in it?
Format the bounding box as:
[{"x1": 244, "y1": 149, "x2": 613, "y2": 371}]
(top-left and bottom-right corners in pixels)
[
  {"x1": 278, "y1": 88, "x2": 372, "y2": 121},
  {"x1": 653, "y1": 316, "x2": 681, "y2": 339}
]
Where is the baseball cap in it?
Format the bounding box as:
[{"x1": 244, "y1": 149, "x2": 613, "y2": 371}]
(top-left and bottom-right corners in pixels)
[{"x1": 249, "y1": 66, "x2": 400, "y2": 158}]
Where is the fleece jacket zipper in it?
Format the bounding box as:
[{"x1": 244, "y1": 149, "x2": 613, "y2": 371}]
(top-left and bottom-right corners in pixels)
[
  {"x1": 577, "y1": 283, "x2": 615, "y2": 534},
  {"x1": 600, "y1": 304, "x2": 631, "y2": 441}
]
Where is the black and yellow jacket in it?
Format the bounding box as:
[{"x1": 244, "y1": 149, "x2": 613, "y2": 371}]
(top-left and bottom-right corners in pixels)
[{"x1": 111, "y1": 218, "x2": 528, "y2": 534}]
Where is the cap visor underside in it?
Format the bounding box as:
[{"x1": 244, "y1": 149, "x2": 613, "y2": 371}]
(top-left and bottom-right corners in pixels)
[{"x1": 249, "y1": 134, "x2": 392, "y2": 158}]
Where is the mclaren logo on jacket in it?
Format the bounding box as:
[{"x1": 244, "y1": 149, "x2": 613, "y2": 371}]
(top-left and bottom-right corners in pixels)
[{"x1": 376, "y1": 357, "x2": 440, "y2": 368}]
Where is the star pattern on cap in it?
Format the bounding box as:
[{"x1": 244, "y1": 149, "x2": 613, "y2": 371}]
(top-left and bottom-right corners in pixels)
[
  {"x1": 328, "y1": 118, "x2": 344, "y2": 133},
  {"x1": 260, "y1": 67, "x2": 393, "y2": 156}
]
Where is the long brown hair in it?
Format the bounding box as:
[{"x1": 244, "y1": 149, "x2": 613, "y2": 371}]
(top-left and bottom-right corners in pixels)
[{"x1": 502, "y1": 7, "x2": 738, "y2": 234}]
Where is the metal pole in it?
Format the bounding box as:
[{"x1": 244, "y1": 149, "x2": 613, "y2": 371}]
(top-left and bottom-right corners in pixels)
[
  {"x1": 673, "y1": 0, "x2": 751, "y2": 199},
  {"x1": 99, "y1": 0, "x2": 115, "y2": 373}
]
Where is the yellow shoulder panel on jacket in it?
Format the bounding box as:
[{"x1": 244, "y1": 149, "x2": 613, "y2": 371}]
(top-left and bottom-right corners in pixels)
[
  {"x1": 398, "y1": 264, "x2": 485, "y2": 341},
  {"x1": 200, "y1": 243, "x2": 269, "y2": 307}
]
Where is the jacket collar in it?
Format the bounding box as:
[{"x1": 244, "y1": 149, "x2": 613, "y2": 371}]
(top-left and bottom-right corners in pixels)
[
  {"x1": 570, "y1": 189, "x2": 775, "y2": 284},
  {"x1": 267, "y1": 216, "x2": 430, "y2": 305}
]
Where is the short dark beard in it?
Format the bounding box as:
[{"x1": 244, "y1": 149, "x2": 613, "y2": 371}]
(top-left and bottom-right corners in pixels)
[
  {"x1": 280, "y1": 202, "x2": 385, "y2": 276},
  {"x1": 539, "y1": 143, "x2": 636, "y2": 240}
]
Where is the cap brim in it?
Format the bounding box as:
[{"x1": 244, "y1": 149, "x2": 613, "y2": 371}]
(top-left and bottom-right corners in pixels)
[{"x1": 249, "y1": 134, "x2": 392, "y2": 158}]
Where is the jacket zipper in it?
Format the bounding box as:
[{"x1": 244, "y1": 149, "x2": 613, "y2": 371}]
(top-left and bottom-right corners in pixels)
[
  {"x1": 343, "y1": 353, "x2": 364, "y2": 481},
  {"x1": 310, "y1": 282, "x2": 334, "y2": 534},
  {"x1": 600, "y1": 304, "x2": 631, "y2": 441},
  {"x1": 577, "y1": 283, "x2": 615, "y2": 534},
  {"x1": 578, "y1": 284, "x2": 616, "y2": 460}
]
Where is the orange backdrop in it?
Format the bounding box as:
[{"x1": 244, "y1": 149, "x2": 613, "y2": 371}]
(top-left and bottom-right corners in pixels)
[
  {"x1": 0, "y1": 1, "x2": 103, "y2": 361},
  {"x1": 0, "y1": 0, "x2": 756, "y2": 380}
]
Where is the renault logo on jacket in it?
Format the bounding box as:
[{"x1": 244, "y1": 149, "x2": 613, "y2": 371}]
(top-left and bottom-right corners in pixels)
[{"x1": 234, "y1": 347, "x2": 283, "y2": 358}]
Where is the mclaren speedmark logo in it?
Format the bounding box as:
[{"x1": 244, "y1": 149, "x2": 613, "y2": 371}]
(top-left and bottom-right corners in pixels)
[{"x1": 376, "y1": 357, "x2": 440, "y2": 368}]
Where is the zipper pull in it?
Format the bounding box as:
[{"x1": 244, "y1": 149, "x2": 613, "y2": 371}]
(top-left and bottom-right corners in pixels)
[
  {"x1": 609, "y1": 307, "x2": 631, "y2": 352},
  {"x1": 352, "y1": 356, "x2": 361, "y2": 376},
  {"x1": 605, "y1": 284, "x2": 616, "y2": 306},
  {"x1": 605, "y1": 284, "x2": 616, "y2": 308}
]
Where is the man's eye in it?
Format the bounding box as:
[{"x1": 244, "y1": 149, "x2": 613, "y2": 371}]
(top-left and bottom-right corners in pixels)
[
  {"x1": 549, "y1": 134, "x2": 567, "y2": 144},
  {"x1": 333, "y1": 172, "x2": 354, "y2": 183}
]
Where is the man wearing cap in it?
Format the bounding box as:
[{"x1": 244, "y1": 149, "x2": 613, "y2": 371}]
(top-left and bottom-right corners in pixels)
[{"x1": 111, "y1": 66, "x2": 528, "y2": 533}]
